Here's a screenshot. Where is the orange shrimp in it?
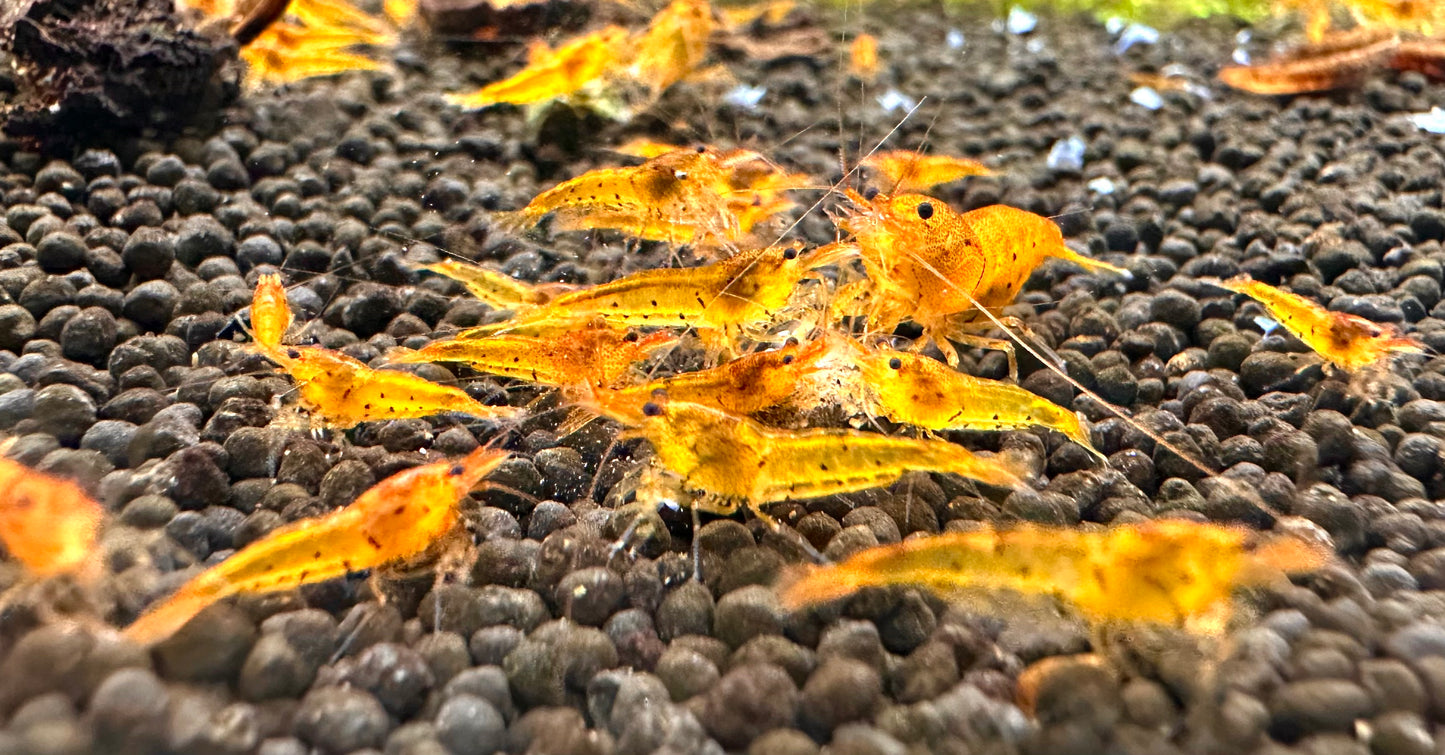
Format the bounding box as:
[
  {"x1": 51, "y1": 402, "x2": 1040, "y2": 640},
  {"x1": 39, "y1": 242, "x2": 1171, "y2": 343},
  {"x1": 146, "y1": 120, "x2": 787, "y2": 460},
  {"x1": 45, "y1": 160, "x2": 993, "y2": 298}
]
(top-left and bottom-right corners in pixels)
[
  {"x1": 1213, "y1": 274, "x2": 1424, "y2": 371},
  {"x1": 124, "y1": 447, "x2": 508, "y2": 644},
  {"x1": 620, "y1": 398, "x2": 1026, "y2": 523},
  {"x1": 843, "y1": 342, "x2": 1106, "y2": 462},
  {"x1": 849, "y1": 33, "x2": 879, "y2": 79},
  {"x1": 630, "y1": 0, "x2": 715, "y2": 95},
  {"x1": 385, "y1": 327, "x2": 677, "y2": 395},
  {"x1": 860, "y1": 150, "x2": 993, "y2": 193},
  {"x1": 418, "y1": 259, "x2": 576, "y2": 310},
  {"x1": 446, "y1": 26, "x2": 629, "y2": 109},
  {"x1": 496, "y1": 147, "x2": 738, "y2": 245},
  {"x1": 247, "y1": 272, "x2": 292, "y2": 357},
  {"x1": 778, "y1": 520, "x2": 1330, "y2": 630},
  {"x1": 0, "y1": 444, "x2": 103, "y2": 579},
  {"x1": 836, "y1": 189, "x2": 1128, "y2": 371},
  {"x1": 462, "y1": 242, "x2": 856, "y2": 358},
  {"x1": 271, "y1": 346, "x2": 521, "y2": 429},
  {"x1": 591, "y1": 337, "x2": 833, "y2": 424}
]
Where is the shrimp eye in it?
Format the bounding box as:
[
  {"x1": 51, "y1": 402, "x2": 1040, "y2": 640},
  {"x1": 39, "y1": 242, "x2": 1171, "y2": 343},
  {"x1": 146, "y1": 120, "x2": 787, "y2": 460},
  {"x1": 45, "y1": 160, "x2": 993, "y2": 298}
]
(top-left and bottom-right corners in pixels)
[
  {"x1": 917, "y1": 202, "x2": 934, "y2": 220},
  {"x1": 888, "y1": 357, "x2": 902, "y2": 369},
  {"x1": 449, "y1": 464, "x2": 465, "y2": 476},
  {"x1": 287, "y1": 349, "x2": 301, "y2": 358},
  {"x1": 782, "y1": 354, "x2": 795, "y2": 365},
  {"x1": 642, "y1": 402, "x2": 663, "y2": 417},
  {"x1": 674, "y1": 170, "x2": 688, "y2": 180},
  {"x1": 623, "y1": 331, "x2": 640, "y2": 342},
  {"x1": 695, "y1": 145, "x2": 707, "y2": 153},
  {"x1": 784, "y1": 337, "x2": 799, "y2": 347},
  {"x1": 783, "y1": 247, "x2": 798, "y2": 260},
  {"x1": 863, "y1": 187, "x2": 880, "y2": 201}
]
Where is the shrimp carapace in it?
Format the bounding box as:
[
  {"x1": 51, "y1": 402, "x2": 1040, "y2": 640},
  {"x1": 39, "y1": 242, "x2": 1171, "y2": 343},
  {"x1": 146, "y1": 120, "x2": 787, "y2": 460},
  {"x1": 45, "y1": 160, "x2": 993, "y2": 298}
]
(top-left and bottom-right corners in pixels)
[
  {"x1": 624, "y1": 399, "x2": 1028, "y2": 521},
  {"x1": 591, "y1": 337, "x2": 833, "y2": 424},
  {"x1": 385, "y1": 327, "x2": 677, "y2": 394},
  {"x1": 272, "y1": 346, "x2": 521, "y2": 429},
  {"x1": 0, "y1": 449, "x2": 103, "y2": 578},
  {"x1": 461, "y1": 242, "x2": 853, "y2": 358},
  {"x1": 124, "y1": 446, "x2": 509, "y2": 645},
  {"x1": 1213, "y1": 274, "x2": 1425, "y2": 371},
  {"x1": 418, "y1": 259, "x2": 576, "y2": 310},
  {"x1": 629, "y1": 0, "x2": 716, "y2": 95},
  {"x1": 778, "y1": 520, "x2": 1332, "y2": 629},
  {"x1": 860, "y1": 150, "x2": 993, "y2": 193},
  {"x1": 247, "y1": 272, "x2": 292, "y2": 357},
  {"x1": 835, "y1": 189, "x2": 1128, "y2": 367},
  {"x1": 851, "y1": 344, "x2": 1106, "y2": 463},
  {"x1": 446, "y1": 26, "x2": 629, "y2": 109},
  {"x1": 495, "y1": 146, "x2": 738, "y2": 245}
]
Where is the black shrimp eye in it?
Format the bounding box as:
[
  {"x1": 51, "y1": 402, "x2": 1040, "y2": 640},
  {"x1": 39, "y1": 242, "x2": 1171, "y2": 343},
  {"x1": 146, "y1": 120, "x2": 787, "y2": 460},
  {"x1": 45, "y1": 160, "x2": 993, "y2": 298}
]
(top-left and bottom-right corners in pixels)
[
  {"x1": 784, "y1": 337, "x2": 799, "y2": 347},
  {"x1": 623, "y1": 331, "x2": 640, "y2": 342},
  {"x1": 782, "y1": 354, "x2": 796, "y2": 365},
  {"x1": 287, "y1": 349, "x2": 301, "y2": 359},
  {"x1": 695, "y1": 145, "x2": 707, "y2": 153},
  {"x1": 916, "y1": 202, "x2": 934, "y2": 220},
  {"x1": 642, "y1": 402, "x2": 663, "y2": 417},
  {"x1": 889, "y1": 357, "x2": 902, "y2": 370},
  {"x1": 449, "y1": 464, "x2": 465, "y2": 476},
  {"x1": 863, "y1": 187, "x2": 880, "y2": 201},
  {"x1": 783, "y1": 247, "x2": 798, "y2": 260}
]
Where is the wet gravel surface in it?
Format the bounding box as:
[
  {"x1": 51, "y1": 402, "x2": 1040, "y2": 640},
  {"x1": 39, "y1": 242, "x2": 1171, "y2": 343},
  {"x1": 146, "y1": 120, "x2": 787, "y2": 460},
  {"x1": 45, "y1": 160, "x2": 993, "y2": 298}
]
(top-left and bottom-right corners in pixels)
[{"x1": 3, "y1": 5, "x2": 1445, "y2": 754}]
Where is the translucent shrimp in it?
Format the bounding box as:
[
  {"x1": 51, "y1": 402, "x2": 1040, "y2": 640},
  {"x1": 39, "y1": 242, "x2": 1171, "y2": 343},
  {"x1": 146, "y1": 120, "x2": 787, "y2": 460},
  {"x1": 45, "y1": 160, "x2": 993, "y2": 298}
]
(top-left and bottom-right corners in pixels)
[
  {"x1": 124, "y1": 447, "x2": 508, "y2": 644},
  {"x1": 629, "y1": 0, "x2": 715, "y2": 95},
  {"x1": 847, "y1": 343, "x2": 1106, "y2": 462},
  {"x1": 271, "y1": 346, "x2": 520, "y2": 429},
  {"x1": 860, "y1": 150, "x2": 993, "y2": 193},
  {"x1": 836, "y1": 189, "x2": 1128, "y2": 371},
  {"x1": 849, "y1": 33, "x2": 879, "y2": 79},
  {"x1": 385, "y1": 327, "x2": 677, "y2": 395},
  {"x1": 463, "y1": 242, "x2": 856, "y2": 358},
  {"x1": 778, "y1": 520, "x2": 1331, "y2": 630},
  {"x1": 592, "y1": 337, "x2": 833, "y2": 424},
  {"x1": 495, "y1": 147, "x2": 738, "y2": 245},
  {"x1": 446, "y1": 26, "x2": 629, "y2": 109},
  {"x1": 623, "y1": 399, "x2": 1027, "y2": 522},
  {"x1": 247, "y1": 272, "x2": 292, "y2": 357},
  {"x1": 0, "y1": 443, "x2": 103, "y2": 579},
  {"x1": 1212, "y1": 274, "x2": 1424, "y2": 371},
  {"x1": 418, "y1": 259, "x2": 575, "y2": 310}
]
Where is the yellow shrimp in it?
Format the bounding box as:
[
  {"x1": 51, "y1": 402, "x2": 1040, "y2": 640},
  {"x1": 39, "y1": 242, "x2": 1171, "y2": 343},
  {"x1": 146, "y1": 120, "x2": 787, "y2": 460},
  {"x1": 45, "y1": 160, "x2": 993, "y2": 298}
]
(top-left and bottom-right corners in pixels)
[
  {"x1": 446, "y1": 26, "x2": 629, "y2": 109},
  {"x1": 0, "y1": 442, "x2": 103, "y2": 579},
  {"x1": 836, "y1": 189, "x2": 1128, "y2": 371},
  {"x1": 418, "y1": 259, "x2": 575, "y2": 310},
  {"x1": 272, "y1": 346, "x2": 520, "y2": 429},
  {"x1": 385, "y1": 327, "x2": 677, "y2": 394},
  {"x1": 1213, "y1": 274, "x2": 1424, "y2": 371},
  {"x1": 124, "y1": 447, "x2": 508, "y2": 644},
  {"x1": 846, "y1": 342, "x2": 1106, "y2": 463},
  {"x1": 592, "y1": 337, "x2": 833, "y2": 424},
  {"x1": 247, "y1": 272, "x2": 292, "y2": 358},
  {"x1": 463, "y1": 242, "x2": 855, "y2": 358},
  {"x1": 622, "y1": 399, "x2": 1026, "y2": 522},
  {"x1": 861, "y1": 151, "x2": 993, "y2": 193},
  {"x1": 778, "y1": 520, "x2": 1331, "y2": 630}
]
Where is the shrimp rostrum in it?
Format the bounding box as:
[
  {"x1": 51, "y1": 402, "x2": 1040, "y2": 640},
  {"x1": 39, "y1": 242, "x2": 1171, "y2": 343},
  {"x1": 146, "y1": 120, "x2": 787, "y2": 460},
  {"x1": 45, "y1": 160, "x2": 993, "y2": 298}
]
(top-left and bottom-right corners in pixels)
[{"x1": 834, "y1": 189, "x2": 1129, "y2": 376}]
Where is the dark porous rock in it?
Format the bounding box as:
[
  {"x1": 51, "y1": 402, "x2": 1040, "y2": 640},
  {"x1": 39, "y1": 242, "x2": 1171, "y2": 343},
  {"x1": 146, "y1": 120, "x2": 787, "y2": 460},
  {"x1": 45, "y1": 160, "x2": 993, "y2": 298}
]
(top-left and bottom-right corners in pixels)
[
  {"x1": 329, "y1": 642, "x2": 435, "y2": 718},
  {"x1": 59, "y1": 306, "x2": 117, "y2": 366},
  {"x1": 604, "y1": 608, "x2": 664, "y2": 670},
  {"x1": 470, "y1": 537, "x2": 540, "y2": 589},
  {"x1": 292, "y1": 685, "x2": 392, "y2": 754},
  {"x1": 276, "y1": 438, "x2": 330, "y2": 494},
  {"x1": 506, "y1": 706, "x2": 613, "y2": 755},
  {"x1": 152, "y1": 603, "x2": 257, "y2": 683},
  {"x1": 1268, "y1": 679, "x2": 1375, "y2": 741},
  {"x1": 656, "y1": 645, "x2": 721, "y2": 702},
  {"x1": 697, "y1": 663, "x2": 800, "y2": 750},
  {"x1": 81, "y1": 419, "x2": 138, "y2": 467},
  {"x1": 122, "y1": 280, "x2": 179, "y2": 332},
  {"x1": 732, "y1": 635, "x2": 817, "y2": 687},
  {"x1": 798, "y1": 658, "x2": 884, "y2": 739},
  {"x1": 442, "y1": 665, "x2": 516, "y2": 722},
  {"x1": 469, "y1": 626, "x2": 524, "y2": 668},
  {"x1": 238, "y1": 633, "x2": 314, "y2": 702},
  {"x1": 657, "y1": 580, "x2": 716, "y2": 641},
  {"x1": 89, "y1": 668, "x2": 171, "y2": 755},
  {"x1": 121, "y1": 227, "x2": 175, "y2": 280},
  {"x1": 0, "y1": 304, "x2": 38, "y2": 352},
  {"x1": 165, "y1": 445, "x2": 231, "y2": 510},
  {"x1": 715, "y1": 585, "x2": 786, "y2": 649},
  {"x1": 504, "y1": 620, "x2": 619, "y2": 708},
  {"x1": 343, "y1": 283, "x2": 404, "y2": 339},
  {"x1": 36, "y1": 231, "x2": 87, "y2": 273},
  {"x1": 317, "y1": 459, "x2": 375, "y2": 509},
  {"x1": 435, "y1": 694, "x2": 507, "y2": 755},
  {"x1": 894, "y1": 640, "x2": 961, "y2": 703},
  {"x1": 30, "y1": 383, "x2": 96, "y2": 445}
]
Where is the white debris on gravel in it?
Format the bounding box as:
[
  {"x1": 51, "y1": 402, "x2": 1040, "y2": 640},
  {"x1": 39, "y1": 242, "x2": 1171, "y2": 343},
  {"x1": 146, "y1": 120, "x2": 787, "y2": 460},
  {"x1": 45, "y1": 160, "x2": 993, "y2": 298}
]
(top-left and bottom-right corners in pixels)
[{"x1": 1047, "y1": 135, "x2": 1086, "y2": 173}]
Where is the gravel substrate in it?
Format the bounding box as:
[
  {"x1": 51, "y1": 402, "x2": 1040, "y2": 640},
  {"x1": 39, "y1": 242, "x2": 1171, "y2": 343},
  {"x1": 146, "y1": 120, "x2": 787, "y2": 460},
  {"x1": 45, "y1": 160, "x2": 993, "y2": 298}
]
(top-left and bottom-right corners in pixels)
[{"x1": 3, "y1": 5, "x2": 1445, "y2": 754}]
